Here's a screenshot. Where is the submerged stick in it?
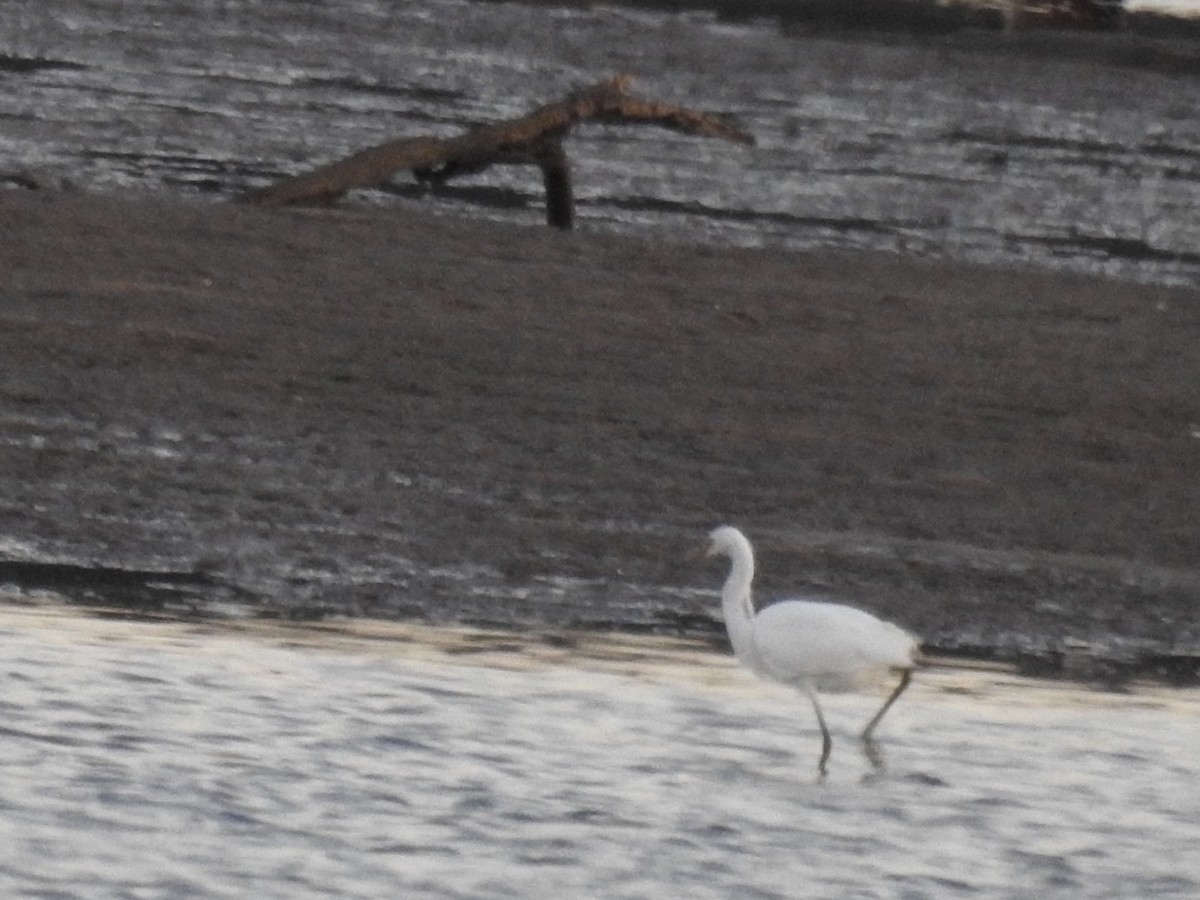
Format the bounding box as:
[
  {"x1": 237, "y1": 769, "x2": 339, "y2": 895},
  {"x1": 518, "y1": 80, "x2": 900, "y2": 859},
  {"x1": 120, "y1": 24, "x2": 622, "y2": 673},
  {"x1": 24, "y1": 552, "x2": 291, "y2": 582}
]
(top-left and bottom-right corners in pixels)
[{"x1": 240, "y1": 74, "x2": 754, "y2": 229}]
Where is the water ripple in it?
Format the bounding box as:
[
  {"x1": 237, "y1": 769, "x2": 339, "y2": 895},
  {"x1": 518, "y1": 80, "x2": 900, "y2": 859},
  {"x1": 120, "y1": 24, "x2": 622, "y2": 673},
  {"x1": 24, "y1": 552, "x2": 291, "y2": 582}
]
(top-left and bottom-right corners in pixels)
[
  {"x1": 2, "y1": 606, "x2": 1199, "y2": 898},
  {"x1": 2, "y1": 0, "x2": 1199, "y2": 285}
]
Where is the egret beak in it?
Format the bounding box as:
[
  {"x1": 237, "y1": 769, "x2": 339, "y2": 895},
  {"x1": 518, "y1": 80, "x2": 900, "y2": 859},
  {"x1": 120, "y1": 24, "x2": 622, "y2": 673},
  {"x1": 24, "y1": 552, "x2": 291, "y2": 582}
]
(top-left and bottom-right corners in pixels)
[{"x1": 685, "y1": 540, "x2": 716, "y2": 562}]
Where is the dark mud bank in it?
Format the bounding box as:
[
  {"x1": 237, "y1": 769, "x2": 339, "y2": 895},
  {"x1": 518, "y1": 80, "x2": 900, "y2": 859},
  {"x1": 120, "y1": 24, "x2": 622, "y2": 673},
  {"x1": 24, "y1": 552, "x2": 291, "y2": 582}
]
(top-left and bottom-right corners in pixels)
[{"x1": 1, "y1": 192, "x2": 1198, "y2": 685}]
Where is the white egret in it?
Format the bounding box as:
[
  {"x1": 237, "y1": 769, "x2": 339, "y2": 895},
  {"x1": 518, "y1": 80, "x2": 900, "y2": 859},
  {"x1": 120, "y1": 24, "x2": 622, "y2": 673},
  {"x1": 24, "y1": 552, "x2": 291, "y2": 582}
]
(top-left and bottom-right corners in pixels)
[{"x1": 705, "y1": 525, "x2": 918, "y2": 775}]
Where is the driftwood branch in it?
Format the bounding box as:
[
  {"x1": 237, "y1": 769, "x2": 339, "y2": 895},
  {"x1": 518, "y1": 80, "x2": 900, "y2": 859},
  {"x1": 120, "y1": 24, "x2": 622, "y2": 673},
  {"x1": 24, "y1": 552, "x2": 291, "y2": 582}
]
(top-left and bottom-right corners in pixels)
[{"x1": 240, "y1": 74, "x2": 754, "y2": 229}]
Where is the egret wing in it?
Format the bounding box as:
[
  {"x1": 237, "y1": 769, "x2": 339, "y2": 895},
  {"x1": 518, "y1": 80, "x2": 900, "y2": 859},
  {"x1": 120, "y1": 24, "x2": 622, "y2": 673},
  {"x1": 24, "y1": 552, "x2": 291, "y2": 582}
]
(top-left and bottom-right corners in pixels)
[{"x1": 753, "y1": 599, "x2": 915, "y2": 689}]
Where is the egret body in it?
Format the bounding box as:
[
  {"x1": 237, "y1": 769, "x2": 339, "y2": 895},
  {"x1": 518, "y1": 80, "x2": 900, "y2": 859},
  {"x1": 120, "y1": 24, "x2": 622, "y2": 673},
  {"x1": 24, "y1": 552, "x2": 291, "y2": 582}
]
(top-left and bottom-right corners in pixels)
[{"x1": 705, "y1": 525, "x2": 918, "y2": 774}]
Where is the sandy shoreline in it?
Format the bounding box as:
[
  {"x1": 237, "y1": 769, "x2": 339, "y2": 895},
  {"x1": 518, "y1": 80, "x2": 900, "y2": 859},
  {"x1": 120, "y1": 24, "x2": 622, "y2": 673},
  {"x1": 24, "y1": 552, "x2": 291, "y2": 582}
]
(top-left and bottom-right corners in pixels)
[{"x1": 1, "y1": 189, "x2": 1198, "y2": 683}]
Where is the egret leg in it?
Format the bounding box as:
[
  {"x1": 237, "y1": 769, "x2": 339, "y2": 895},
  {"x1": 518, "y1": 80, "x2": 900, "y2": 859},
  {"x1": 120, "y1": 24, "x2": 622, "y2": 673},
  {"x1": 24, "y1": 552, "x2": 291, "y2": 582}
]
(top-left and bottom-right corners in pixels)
[
  {"x1": 862, "y1": 668, "x2": 912, "y2": 740},
  {"x1": 861, "y1": 735, "x2": 886, "y2": 775},
  {"x1": 804, "y1": 684, "x2": 833, "y2": 776}
]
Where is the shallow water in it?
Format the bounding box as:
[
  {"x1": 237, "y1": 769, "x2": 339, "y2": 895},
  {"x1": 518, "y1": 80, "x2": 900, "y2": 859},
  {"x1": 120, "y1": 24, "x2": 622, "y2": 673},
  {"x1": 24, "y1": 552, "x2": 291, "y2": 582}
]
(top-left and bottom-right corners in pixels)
[
  {"x1": 3, "y1": 0, "x2": 1200, "y2": 285},
  {"x1": 3, "y1": 604, "x2": 1198, "y2": 899}
]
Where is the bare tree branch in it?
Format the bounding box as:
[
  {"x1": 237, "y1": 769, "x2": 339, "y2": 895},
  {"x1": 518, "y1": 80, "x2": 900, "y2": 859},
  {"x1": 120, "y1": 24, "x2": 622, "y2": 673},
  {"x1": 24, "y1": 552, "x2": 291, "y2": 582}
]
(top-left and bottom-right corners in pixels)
[{"x1": 240, "y1": 74, "x2": 754, "y2": 228}]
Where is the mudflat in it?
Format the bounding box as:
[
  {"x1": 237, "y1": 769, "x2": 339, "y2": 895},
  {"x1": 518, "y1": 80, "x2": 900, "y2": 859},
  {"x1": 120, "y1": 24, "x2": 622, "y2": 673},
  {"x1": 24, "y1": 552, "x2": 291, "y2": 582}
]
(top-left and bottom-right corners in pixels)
[{"x1": 1, "y1": 190, "x2": 1197, "y2": 681}]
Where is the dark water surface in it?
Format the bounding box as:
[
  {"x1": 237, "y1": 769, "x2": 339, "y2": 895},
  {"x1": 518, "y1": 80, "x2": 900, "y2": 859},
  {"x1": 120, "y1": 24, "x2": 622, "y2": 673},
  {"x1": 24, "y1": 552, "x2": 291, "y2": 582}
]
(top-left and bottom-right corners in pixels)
[
  {"x1": 4, "y1": 0, "x2": 1200, "y2": 285},
  {"x1": 3, "y1": 606, "x2": 1199, "y2": 900}
]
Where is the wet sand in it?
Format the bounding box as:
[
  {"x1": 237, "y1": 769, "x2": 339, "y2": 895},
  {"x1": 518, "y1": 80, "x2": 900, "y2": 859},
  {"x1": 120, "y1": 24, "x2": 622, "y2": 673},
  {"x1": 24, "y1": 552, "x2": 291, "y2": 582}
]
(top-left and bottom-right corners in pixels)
[{"x1": 1, "y1": 189, "x2": 1197, "y2": 680}]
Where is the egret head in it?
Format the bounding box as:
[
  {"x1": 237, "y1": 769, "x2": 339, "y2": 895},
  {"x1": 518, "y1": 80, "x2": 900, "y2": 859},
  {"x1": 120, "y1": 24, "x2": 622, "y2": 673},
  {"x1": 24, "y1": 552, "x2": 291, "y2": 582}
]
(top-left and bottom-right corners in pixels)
[{"x1": 706, "y1": 525, "x2": 750, "y2": 559}]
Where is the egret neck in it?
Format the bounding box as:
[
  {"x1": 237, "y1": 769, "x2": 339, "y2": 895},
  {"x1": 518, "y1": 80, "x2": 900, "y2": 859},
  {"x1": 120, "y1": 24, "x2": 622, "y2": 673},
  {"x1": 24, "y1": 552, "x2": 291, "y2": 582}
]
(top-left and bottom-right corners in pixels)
[{"x1": 718, "y1": 529, "x2": 762, "y2": 673}]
